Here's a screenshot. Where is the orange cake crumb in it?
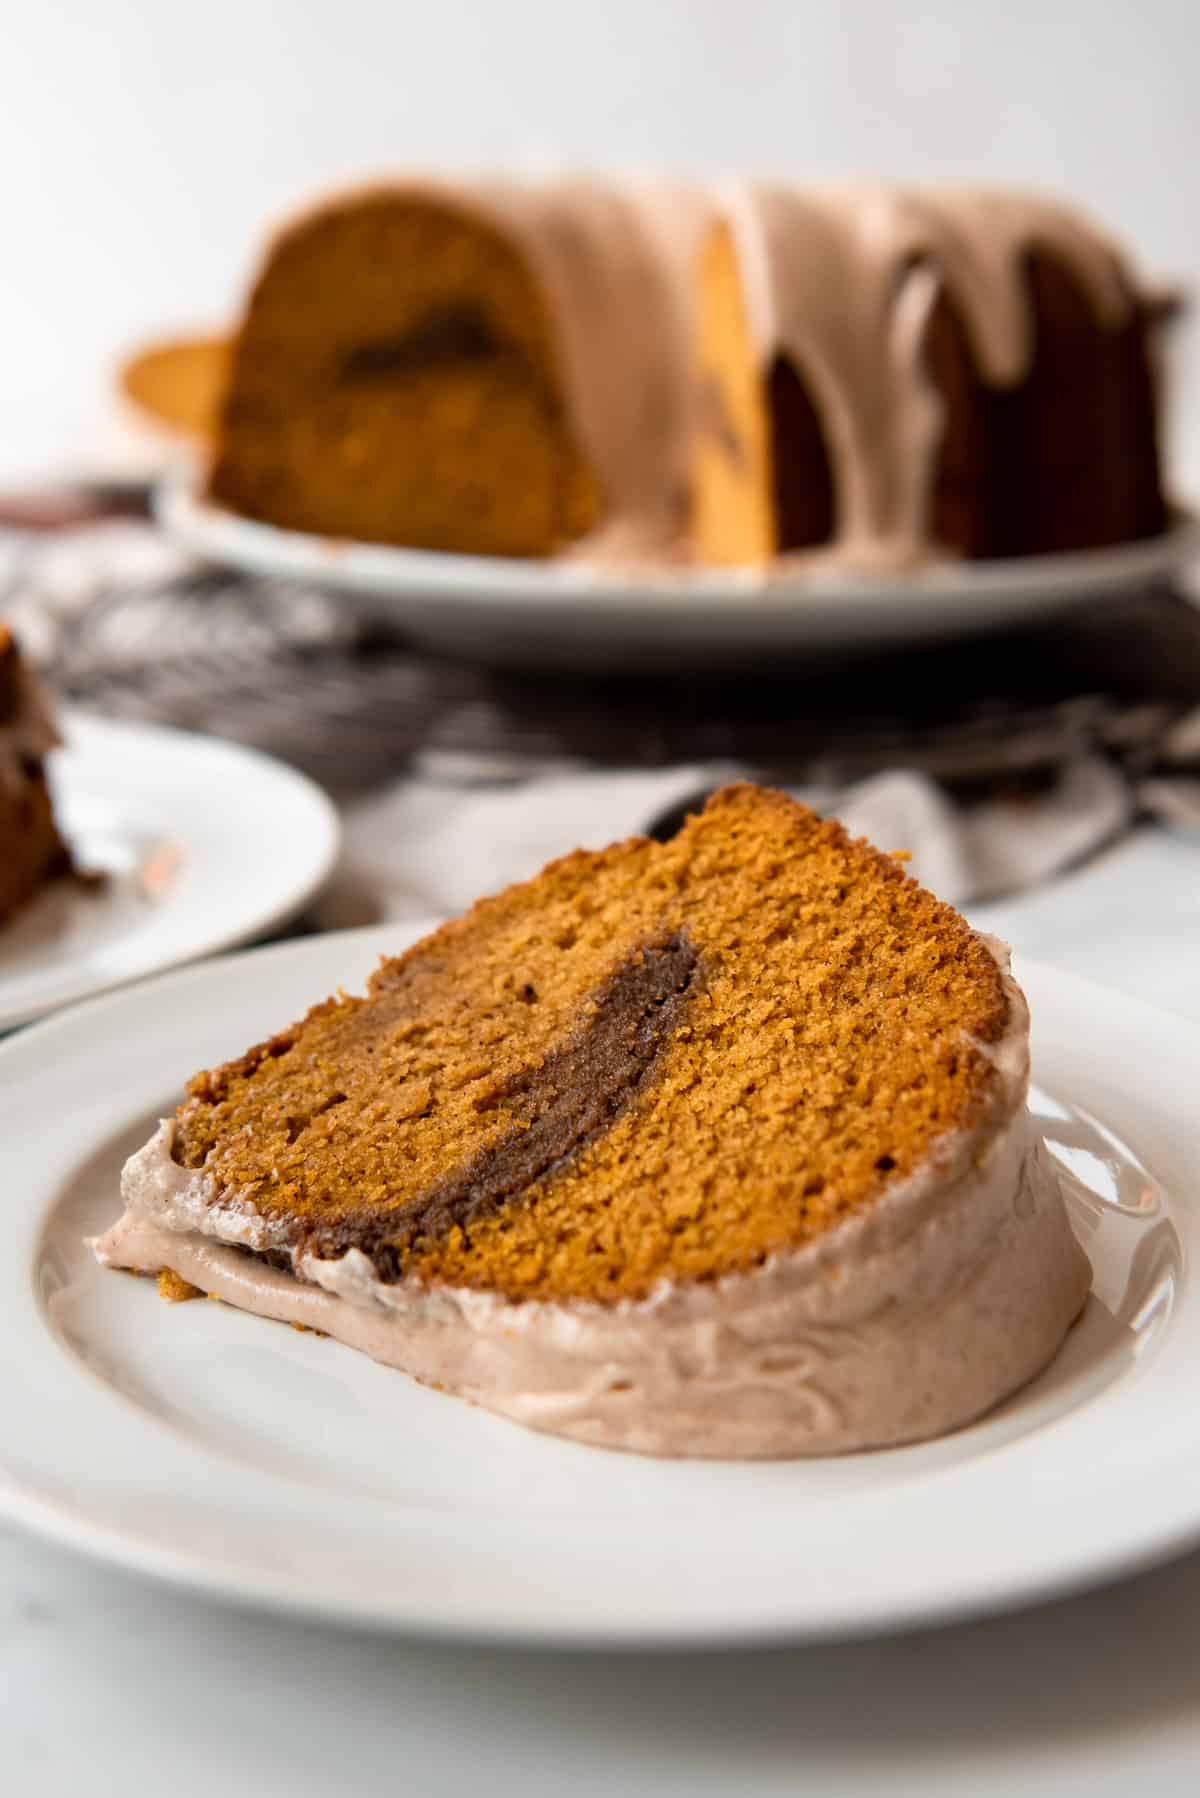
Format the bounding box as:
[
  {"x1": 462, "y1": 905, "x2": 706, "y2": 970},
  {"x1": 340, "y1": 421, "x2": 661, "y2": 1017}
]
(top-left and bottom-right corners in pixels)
[{"x1": 157, "y1": 1268, "x2": 204, "y2": 1303}]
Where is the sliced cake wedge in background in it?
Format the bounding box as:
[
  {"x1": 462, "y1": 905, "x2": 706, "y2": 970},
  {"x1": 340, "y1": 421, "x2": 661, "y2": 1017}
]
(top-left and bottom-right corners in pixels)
[{"x1": 0, "y1": 626, "x2": 72, "y2": 928}]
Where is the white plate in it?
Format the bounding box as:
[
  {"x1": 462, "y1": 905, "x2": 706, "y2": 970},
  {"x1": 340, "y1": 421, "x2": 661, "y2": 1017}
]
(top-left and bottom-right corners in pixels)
[
  {"x1": 0, "y1": 925, "x2": 1195, "y2": 1646},
  {"x1": 159, "y1": 478, "x2": 1200, "y2": 669},
  {"x1": 0, "y1": 712, "x2": 339, "y2": 1031}
]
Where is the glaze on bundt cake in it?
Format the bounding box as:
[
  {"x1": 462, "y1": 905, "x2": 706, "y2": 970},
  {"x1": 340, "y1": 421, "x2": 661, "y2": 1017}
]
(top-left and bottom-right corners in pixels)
[
  {"x1": 202, "y1": 175, "x2": 1171, "y2": 570},
  {"x1": 97, "y1": 786, "x2": 1091, "y2": 1457},
  {"x1": 696, "y1": 188, "x2": 1168, "y2": 566},
  {"x1": 0, "y1": 626, "x2": 71, "y2": 928}
]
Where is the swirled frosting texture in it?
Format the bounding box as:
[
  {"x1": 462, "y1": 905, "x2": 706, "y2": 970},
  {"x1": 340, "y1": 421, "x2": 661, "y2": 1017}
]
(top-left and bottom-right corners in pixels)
[{"x1": 96, "y1": 950, "x2": 1091, "y2": 1458}]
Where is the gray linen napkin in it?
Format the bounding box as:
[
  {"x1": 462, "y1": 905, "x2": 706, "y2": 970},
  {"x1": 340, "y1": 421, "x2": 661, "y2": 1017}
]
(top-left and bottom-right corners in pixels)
[{"x1": 317, "y1": 755, "x2": 1133, "y2": 927}]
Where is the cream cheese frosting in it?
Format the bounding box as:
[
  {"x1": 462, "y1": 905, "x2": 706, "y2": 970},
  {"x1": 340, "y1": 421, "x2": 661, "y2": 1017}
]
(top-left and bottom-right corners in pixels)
[{"x1": 95, "y1": 946, "x2": 1091, "y2": 1458}]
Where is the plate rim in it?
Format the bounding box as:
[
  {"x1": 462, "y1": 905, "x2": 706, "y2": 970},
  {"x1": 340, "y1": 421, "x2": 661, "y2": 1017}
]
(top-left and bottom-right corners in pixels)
[
  {"x1": 0, "y1": 709, "x2": 341, "y2": 1031},
  {"x1": 158, "y1": 475, "x2": 1200, "y2": 613},
  {"x1": 2, "y1": 927, "x2": 1200, "y2": 1647}
]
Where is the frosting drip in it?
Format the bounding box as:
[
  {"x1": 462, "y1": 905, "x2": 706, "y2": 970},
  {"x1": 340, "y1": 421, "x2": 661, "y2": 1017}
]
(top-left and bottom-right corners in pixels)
[
  {"x1": 739, "y1": 186, "x2": 1141, "y2": 568},
  {"x1": 477, "y1": 179, "x2": 1154, "y2": 569}
]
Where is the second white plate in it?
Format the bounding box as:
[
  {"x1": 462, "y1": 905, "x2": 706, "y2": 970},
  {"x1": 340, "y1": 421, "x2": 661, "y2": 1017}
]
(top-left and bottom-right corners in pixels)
[
  {"x1": 160, "y1": 479, "x2": 1200, "y2": 670},
  {"x1": 0, "y1": 711, "x2": 340, "y2": 1031},
  {"x1": 0, "y1": 927, "x2": 1195, "y2": 1646}
]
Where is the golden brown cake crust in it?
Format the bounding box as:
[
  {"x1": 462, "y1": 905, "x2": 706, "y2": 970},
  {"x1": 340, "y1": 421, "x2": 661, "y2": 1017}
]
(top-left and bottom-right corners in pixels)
[{"x1": 173, "y1": 785, "x2": 1010, "y2": 1305}]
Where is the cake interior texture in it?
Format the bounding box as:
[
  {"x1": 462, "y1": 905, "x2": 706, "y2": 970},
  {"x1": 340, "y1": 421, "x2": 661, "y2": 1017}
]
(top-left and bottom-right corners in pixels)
[
  {"x1": 171, "y1": 786, "x2": 1013, "y2": 1305},
  {"x1": 210, "y1": 194, "x2": 602, "y2": 557}
]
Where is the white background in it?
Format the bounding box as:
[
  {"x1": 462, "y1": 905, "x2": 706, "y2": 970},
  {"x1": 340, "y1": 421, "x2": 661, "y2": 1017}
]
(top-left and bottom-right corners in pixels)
[{"x1": 4, "y1": 0, "x2": 1200, "y2": 485}]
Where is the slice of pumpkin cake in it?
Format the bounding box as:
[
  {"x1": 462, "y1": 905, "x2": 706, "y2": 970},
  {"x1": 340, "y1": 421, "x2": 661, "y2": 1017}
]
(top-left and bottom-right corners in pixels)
[{"x1": 96, "y1": 785, "x2": 1090, "y2": 1458}]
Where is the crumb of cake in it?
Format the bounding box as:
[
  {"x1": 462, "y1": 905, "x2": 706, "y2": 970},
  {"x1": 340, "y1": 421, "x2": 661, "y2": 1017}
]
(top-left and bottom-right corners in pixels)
[{"x1": 157, "y1": 1268, "x2": 204, "y2": 1303}]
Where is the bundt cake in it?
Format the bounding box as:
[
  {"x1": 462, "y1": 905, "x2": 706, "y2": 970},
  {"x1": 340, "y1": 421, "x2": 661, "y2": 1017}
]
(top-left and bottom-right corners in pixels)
[
  {"x1": 198, "y1": 175, "x2": 1171, "y2": 570},
  {"x1": 0, "y1": 626, "x2": 71, "y2": 927},
  {"x1": 96, "y1": 785, "x2": 1091, "y2": 1457}
]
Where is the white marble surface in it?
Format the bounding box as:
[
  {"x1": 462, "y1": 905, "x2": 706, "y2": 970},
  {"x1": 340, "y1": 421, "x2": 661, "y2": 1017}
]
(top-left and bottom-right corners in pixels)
[{"x1": 3, "y1": 822, "x2": 1200, "y2": 1797}]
